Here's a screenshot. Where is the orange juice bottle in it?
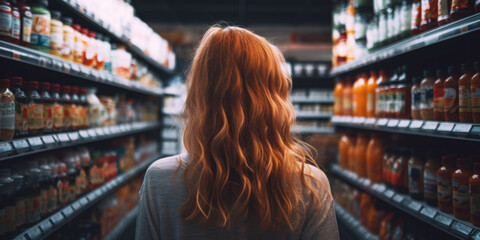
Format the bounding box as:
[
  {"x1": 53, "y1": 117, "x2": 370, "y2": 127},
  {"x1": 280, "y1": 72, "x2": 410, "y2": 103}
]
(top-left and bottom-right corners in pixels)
[
  {"x1": 348, "y1": 135, "x2": 356, "y2": 172},
  {"x1": 343, "y1": 77, "x2": 353, "y2": 116},
  {"x1": 354, "y1": 133, "x2": 369, "y2": 178},
  {"x1": 334, "y1": 78, "x2": 343, "y2": 116},
  {"x1": 339, "y1": 132, "x2": 352, "y2": 169},
  {"x1": 353, "y1": 73, "x2": 367, "y2": 117},
  {"x1": 453, "y1": 157, "x2": 473, "y2": 221},
  {"x1": 437, "y1": 154, "x2": 456, "y2": 213},
  {"x1": 367, "y1": 71, "x2": 377, "y2": 118},
  {"x1": 470, "y1": 162, "x2": 480, "y2": 226},
  {"x1": 366, "y1": 133, "x2": 384, "y2": 183}
]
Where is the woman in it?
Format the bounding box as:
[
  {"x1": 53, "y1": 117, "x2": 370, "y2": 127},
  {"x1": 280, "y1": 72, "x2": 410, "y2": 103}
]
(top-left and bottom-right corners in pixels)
[{"x1": 136, "y1": 26, "x2": 339, "y2": 240}]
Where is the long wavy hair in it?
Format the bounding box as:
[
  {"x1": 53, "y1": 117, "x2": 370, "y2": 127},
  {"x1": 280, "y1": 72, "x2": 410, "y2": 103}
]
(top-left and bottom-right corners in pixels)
[{"x1": 181, "y1": 26, "x2": 321, "y2": 231}]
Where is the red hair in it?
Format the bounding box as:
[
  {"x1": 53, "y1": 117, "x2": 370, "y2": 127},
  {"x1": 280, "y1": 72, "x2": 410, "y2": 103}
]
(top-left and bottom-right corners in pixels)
[{"x1": 181, "y1": 26, "x2": 321, "y2": 231}]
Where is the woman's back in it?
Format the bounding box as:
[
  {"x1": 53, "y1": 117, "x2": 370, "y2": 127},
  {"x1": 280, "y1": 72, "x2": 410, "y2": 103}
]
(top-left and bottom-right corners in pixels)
[{"x1": 136, "y1": 154, "x2": 338, "y2": 240}]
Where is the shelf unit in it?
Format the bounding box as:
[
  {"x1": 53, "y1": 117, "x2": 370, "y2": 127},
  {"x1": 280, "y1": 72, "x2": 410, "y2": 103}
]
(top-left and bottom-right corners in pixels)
[
  {"x1": 0, "y1": 40, "x2": 163, "y2": 96},
  {"x1": 331, "y1": 116, "x2": 480, "y2": 142},
  {"x1": 291, "y1": 126, "x2": 335, "y2": 134},
  {"x1": 51, "y1": 0, "x2": 174, "y2": 78},
  {"x1": 335, "y1": 204, "x2": 378, "y2": 240},
  {"x1": 103, "y1": 206, "x2": 139, "y2": 240},
  {"x1": 13, "y1": 155, "x2": 160, "y2": 240},
  {"x1": 296, "y1": 111, "x2": 333, "y2": 119},
  {"x1": 0, "y1": 122, "x2": 160, "y2": 161},
  {"x1": 290, "y1": 96, "x2": 334, "y2": 104},
  {"x1": 330, "y1": 164, "x2": 480, "y2": 240},
  {"x1": 330, "y1": 13, "x2": 480, "y2": 77}
]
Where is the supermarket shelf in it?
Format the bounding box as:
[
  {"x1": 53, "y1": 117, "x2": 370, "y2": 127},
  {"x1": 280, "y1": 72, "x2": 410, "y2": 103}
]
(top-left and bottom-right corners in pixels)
[
  {"x1": 330, "y1": 13, "x2": 480, "y2": 77},
  {"x1": 290, "y1": 96, "x2": 334, "y2": 104},
  {"x1": 0, "y1": 122, "x2": 160, "y2": 161},
  {"x1": 335, "y1": 204, "x2": 378, "y2": 240},
  {"x1": 330, "y1": 164, "x2": 480, "y2": 240},
  {"x1": 0, "y1": 40, "x2": 163, "y2": 96},
  {"x1": 13, "y1": 155, "x2": 159, "y2": 240},
  {"x1": 332, "y1": 116, "x2": 480, "y2": 142},
  {"x1": 103, "y1": 206, "x2": 139, "y2": 240},
  {"x1": 291, "y1": 126, "x2": 335, "y2": 134},
  {"x1": 52, "y1": 0, "x2": 174, "y2": 77},
  {"x1": 163, "y1": 108, "x2": 182, "y2": 116},
  {"x1": 296, "y1": 111, "x2": 333, "y2": 119}
]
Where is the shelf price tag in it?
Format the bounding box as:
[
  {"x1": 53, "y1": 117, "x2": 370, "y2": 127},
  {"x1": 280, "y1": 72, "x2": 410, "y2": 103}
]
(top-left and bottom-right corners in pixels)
[
  {"x1": 420, "y1": 206, "x2": 437, "y2": 219},
  {"x1": 42, "y1": 135, "x2": 55, "y2": 144},
  {"x1": 453, "y1": 123, "x2": 472, "y2": 133},
  {"x1": 62, "y1": 206, "x2": 74, "y2": 217},
  {"x1": 103, "y1": 127, "x2": 111, "y2": 135},
  {"x1": 26, "y1": 226, "x2": 42, "y2": 240},
  {"x1": 80, "y1": 197, "x2": 89, "y2": 206},
  {"x1": 57, "y1": 133, "x2": 70, "y2": 142},
  {"x1": 68, "y1": 132, "x2": 79, "y2": 141},
  {"x1": 376, "y1": 118, "x2": 388, "y2": 126},
  {"x1": 72, "y1": 201, "x2": 81, "y2": 210},
  {"x1": 0, "y1": 142, "x2": 13, "y2": 154},
  {"x1": 384, "y1": 190, "x2": 395, "y2": 198},
  {"x1": 470, "y1": 126, "x2": 480, "y2": 137},
  {"x1": 422, "y1": 121, "x2": 438, "y2": 130},
  {"x1": 393, "y1": 194, "x2": 404, "y2": 203},
  {"x1": 387, "y1": 119, "x2": 399, "y2": 127},
  {"x1": 28, "y1": 137, "x2": 43, "y2": 148},
  {"x1": 12, "y1": 139, "x2": 30, "y2": 152},
  {"x1": 95, "y1": 128, "x2": 105, "y2": 136},
  {"x1": 39, "y1": 219, "x2": 53, "y2": 232},
  {"x1": 79, "y1": 130, "x2": 89, "y2": 139},
  {"x1": 407, "y1": 201, "x2": 422, "y2": 212},
  {"x1": 451, "y1": 221, "x2": 473, "y2": 236},
  {"x1": 434, "y1": 213, "x2": 453, "y2": 226},
  {"x1": 87, "y1": 129, "x2": 97, "y2": 138},
  {"x1": 63, "y1": 62, "x2": 71, "y2": 73},
  {"x1": 70, "y1": 63, "x2": 80, "y2": 73},
  {"x1": 437, "y1": 122, "x2": 455, "y2": 132},
  {"x1": 398, "y1": 120, "x2": 411, "y2": 128},
  {"x1": 409, "y1": 120, "x2": 424, "y2": 129}
]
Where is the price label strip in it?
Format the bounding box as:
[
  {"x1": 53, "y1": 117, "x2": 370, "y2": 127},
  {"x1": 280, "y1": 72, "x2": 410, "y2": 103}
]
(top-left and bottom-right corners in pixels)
[
  {"x1": 409, "y1": 120, "x2": 424, "y2": 129},
  {"x1": 42, "y1": 135, "x2": 56, "y2": 145},
  {"x1": 0, "y1": 142, "x2": 14, "y2": 154},
  {"x1": 28, "y1": 137, "x2": 44, "y2": 148},
  {"x1": 398, "y1": 120, "x2": 411, "y2": 128},
  {"x1": 434, "y1": 213, "x2": 453, "y2": 227},
  {"x1": 12, "y1": 139, "x2": 30, "y2": 152},
  {"x1": 437, "y1": 122, "x2": 455, "y2": 132}
]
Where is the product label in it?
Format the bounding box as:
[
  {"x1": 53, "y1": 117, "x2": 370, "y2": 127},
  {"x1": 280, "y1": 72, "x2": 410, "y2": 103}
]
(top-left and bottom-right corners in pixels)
[
  {"x1": 47, "y1": 186, "x2": 57, "y2": 213},
  {"x1": 12, "y1": 10, "x2": 20, "y2": 40},
  {"x1": 1, "y1": 101, "x2": 15, "y2": 130},
  {"x1": 470, "y1": 184, "x2": 480, "y2": 220},
  {"x1": 74, "y1": 33, "x2": 84, "y2": 62},
  {"x1": 71, "y1": 104, "x2": 79, "y2": 128},
  {"x1": 40, "y1": 189, "x2": 47, "y2": 216},
  {"x1": 421, "y1": 0, "x2": 438, "y2": 24},
  {"x1": 437, "y1": 175, "x2": 452, "y2": 201},
  {"x1": 0, "y1": 5, "x2": 12, "y2": 37},
  {"x1": 424, "y1": 170, "x2": 438, "y2": 197},
  {"x1": 62, "y1": 181, "x2": 69, "y2": 204},
  {"x1": 412, "y1": 89, "x2": 422, "y2": 110},
  {"x1": 438, "y1": 0, "x2": 450, "y2": 20},
  {"x1": 444, "y1": 87, "x2": 457, "y2": 110},
  {"x1": 27, "y1": 103, "x2": 43, "y2": 130},
  {"x1": 409, "y1": 165, "x2": 423, "y2": 194},
  {"x1": 22, "y1": 15, "x2": 32, "y2": 43},
  {"x1": 5, "y1": 205, "x2": 15, "y2": 233},
  {"x1": 420, "y1": 86, "x2": 434, "y2": 110},
  {"x1": 43, "y1": 103, "x2": 53, "y2": 130},
  {"x1": 63, "y1": 104, "x2": 72, "y2": 128},
  {"x1": 367, "y1": 93, "x2": 374, "y2": 112},
  {"x1": 451, "y1": 0, "x2": 469, "y2": 11},
  {"x1": 434, "y1": 87, "x2": 445, "y2": 112},
  {"x1": 388, "y1": 90, "x2": 396, "y2": 114},
  {"x1": 83, "y1": 107, "x2": 89, "y2": 127},
  {"x1": 50, "y1": 20, "x2": 63, "y2": 55},
  {"x1": 25, "y1": 195, "x2": 40, "y2": 224},
  {"x1": 343, "y1": 98, "x2": 352, "y2": 113},
  {"x1": 453, "y1": 179, "x2": 469, "y2": 209},
  {"x1": 376, "y1": 91, "x2": 383, "y2": 114},
  {"x1": 31, "y1": 13, "x2": 50, "y2": 48},
  {"x1": 53, "y1": 103, "x2": 64, "y2": 129},
  {"x1": 62, "y1": 27, "x2": 74, "y2": 57},
  {"x1": 16, "y1": 198, "x2": 25, "y2": 228},
  {"x1": 472, "y1": 85, "x2": 480, "y2": 113},
  {"x1": 396, "y1": 90, "x2": 405, "y2": 114},
  {"x1": 411, "y1": 2, "x2": 422, "y2": 29},
  {"x1": 459, "y1": 85, "x2": 472, "y2": 113},
  {"x1": 15, "y1": 101, "x2": 27, "y2": 132}
]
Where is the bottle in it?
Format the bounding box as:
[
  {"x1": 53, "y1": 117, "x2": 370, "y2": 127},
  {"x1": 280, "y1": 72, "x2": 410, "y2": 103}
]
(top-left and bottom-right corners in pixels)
[
  {"x1": 453, "y1": 157, "x2": 472, "y2": 221},
  {"x1": 434, "y1": 68, "x2": 447, "y2": 121},
  {"x1": 334, "y1": 78, "x2": 343, "y2": 116},
  {"x1": 366, "y1": 133, "x2": 384, "y2": 183},
  {"x1": 376, "y1": 70, "x2": 389, "y2": 118},
  {"x1": 392, "y1": 148, "x2": 409, "y2": 193},
  {"x1": 37, "y1": 159, "x2": 47, "y2": 218},
  {"x1": 83, "y1": 31, "x2": 96, "y2": 67},
  {"x1": 438, "y1": 0, "x2": 451, "y2": 25},
  {"x1": 24, "y1": 81, "x2": 43, "y2": 136},
  {"x1": 40, "y1": 82, "x2": 52, "y2": 134},
  {"x1": 411, "y1": 75, "x2": 422, "y2": 119},
  {"x1": 343, "y1": 77, "x2": 353, "y2": 116},
  {"x1": 24, "y1": 160, "x2": 41, "y2": 226},
  {"x1": 0, "y1": 0, "x2": 12, "y2": 42},
  {"x1": 61, "y1": 16, "x2": 73, "y2": 61},
  {"x1": 66, "y1": 158, "x2": 78, "y2": 202},
  {"x1": 56, "y1": 162, "x2": 69, "y2": 207},
  {"x1": 354, "y1": 133, "x2": 369, "y2": 178},
  {"x1": 0, "y1": 168, "x2": 16, "y2": 238},
  {"x1": 51, "y1": 83, "x2": 63, "y2": 132},
  {"x1": 353, "y1": 74, "x2": 368, "y2": 117},
  {"x1": 10, "y1": 0, "x2": 20, "y2": 44},
  {"x1": 17, "y1": 0, "x2": 31, "y2": 47},
  {"x1": 348, "y1": 136, "x2": 357, "y2": 172},
  {"x1": 367, "y1": 71, "x2": 377, "y2": 118},
  {"x1": 103, "y1": 35, "x2": 112, "y2": 72},
  {"x1": 444, "y1": 65, "x2": 460, "y2": 122},
  {"x1": 39, "y1": 158, "x2": 56, "y2": 215},
  {"x1": 9, "y1": 77, "x2": 27, "y2": 137},
  {"x1": 47, "y1": 10, "x2": 62, "y2": 57},
  {"x1": 408, "y1": 149, "x2": 424, "y2": 200},
  {"x1": 449, "y1": 0, "x2": 474, "y2": 21},
  {"x1": 383, "y1": 148, "x2": 393, "y2": 186},
  {"x1": 396, "y1": 66, "x2": 412, "y2": 119},
  {"x1": 0, "y1": 79, "x2": 15, "y2": 141},
  {"x1": 386, "y1": 70, "x2": 398, "y2": 118},
  {"x1": 30, "y1": 0, "x2": 50, "y2": 53},
  {"x1": 459, "y1": 63, "x2": 473, "y2": 123},
  {"x1": 339, "y1": 133, "x2": 352, "y2": 169},
  {"x1": 470, "y1": 162, "x2": 480, "y2": 226},
  {"x1": 70, "y1": 87, "x2": 81, "y2": 130},
  {"x1": 72, "y1": 24, "x2": 83, "y2": 64},
  {"x1": 11, "y1": 164, "x2": 26, "y2": 232},
  {"x1": 437, "y1": 154, "x2": 456, "y2": 213},
  {"x1": 420, "y1": 69, "x2": 435, "y2": 120},
  {"x1": 411, "y1": 0, "x2": 422, "y2": 35},
  {"x1": 61, "y1": 85, "x2": 72, "y2": 131},
  {"x1": 472, "y1": 61, "x2": 480, "y2": 123},
  {"x1": 94, "y1": 33, "x2": 105, "y2": 70},
  {"x1": 424, "y1": 152, "x2": 440, "y2": 206},
  {"x1": 79, "y1": 88, "x2": 89, "y2": 129},
  {"x1": 420, "y1": 0, "x2": 438, "y2": 32},
  {"x1": 399, "y1": 0, "x2": 413, "y2": 39}
]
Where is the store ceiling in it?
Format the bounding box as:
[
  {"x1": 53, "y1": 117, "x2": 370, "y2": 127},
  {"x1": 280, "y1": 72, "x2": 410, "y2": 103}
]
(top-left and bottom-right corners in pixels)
[{"x1": 131, "y1": 0, "x2": 332, "y2": 26}]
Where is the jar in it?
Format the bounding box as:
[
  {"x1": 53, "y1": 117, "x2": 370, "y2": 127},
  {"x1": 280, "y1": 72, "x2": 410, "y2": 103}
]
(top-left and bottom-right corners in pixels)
[
  {"x1": 444, "y1": 65, "x2": 460, "y2": 122},
  {"x1": 411, "y1": 0, "x2": 422, "y2": 35},
  {"x1": 83, "y1": 31, "x2": 96, "y2": 67},
  {"x1": 449, "y1": 0, "x2": 474, "y2": 21},
  {"x1": 102, "y1": 35, "x2": 112, "y2": 72},
  {"x1": 420, "y1": 69, "x2": 435, "y2": 120},
  {"x1": 17, "y1": 0, "x2": 32, "y2": 47},
  {"x1": 51, "y1": 83, "x2": 63, "y2": 132},
  {"x1": 49, "y1": 10, "x2": 62, "y2": 57},
  {"x1": 438, "y1": 0, "x2": 451, "y2": 25},
  {"x1": 24, "y1": 81, "x2": 43, "y2": 136},
  {"x1": 73, "y1": 24, "x2": 83, "y2": 64},
  {"x1": 0, "y1": 0, "x2": 12, "y2": 42},
  {"x1": 453, "y1": 157, "x2": 472, "y2": 220},
  {"x1": 472, "y1": 61, "x2": 480, "y2": 123},
  {"x1": 61, "y1": 85, "x2": 72, "y2": 131},
  {"x1": 61, "y1": 16, "x2": 73, "y2": 61},
  {"x1": 94, "y1": 33, "x2": 105, "y2": 70},
  {"x1": 408, "y1": 149, "x2": 424, "y2": 200},
  {"x1": 437, "y1": 154, "x2": 456, "y2": 213},
  {"x1": 0, "y1": 79, "x2": 15, "y2": 141},
  {"x1": 11, "y1": 0, "x2": 20, "y2": 44},
  {"x1": 9, "y1": 77, "x2": 27, "y2": 137},
  {"x1": 434, "y1": 68, "x2": 447, "y2": 121},
  {"x1": 30, "y1": 0, "x2": 50, "y2": 53},
  {"x1": 424, "y1": 152, "x2": 440, "y2": 206},
  {"x1": 39, "y1": 82, "x2": 52, "y2": 134},
  {"x1": 458, "y1": 63, "x2": 473, "y2": 123}
]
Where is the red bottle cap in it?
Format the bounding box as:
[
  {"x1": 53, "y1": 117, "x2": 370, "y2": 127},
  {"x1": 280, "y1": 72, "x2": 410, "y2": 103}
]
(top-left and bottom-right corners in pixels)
[
  {"x1": 51, "y1": 83, "x2": 60, "y2": 92},
  {"x1": 23, "y1": 81, "x2": 39, "y2": 89},
  {"x1": 72, "y1": 24, "x2": 81, "y2": 31},
  {"x1": 81, "y1": 28, "x2": 89, "y2": 35},
  {"x1": 40, "y1": 82, "x2": 50, "y2": 91},
  {"x1": 0, "y1": 79, "x2": 10, "y2": 88},
  {"x1": 8, "y1": 77, "x2": 22, "y2": 86},
  {"x1": 79, "y1": 88, "x2": 87, "y2": 95},
  {"x1": 61, "y1": 85, "x2": 71, "y2": 94},
  {"x1": 88, "y1": 32, "x2": 96, "y2": 38},
  {"x1": 71, "y1": 87, "x2": 79, "y2": 94}
]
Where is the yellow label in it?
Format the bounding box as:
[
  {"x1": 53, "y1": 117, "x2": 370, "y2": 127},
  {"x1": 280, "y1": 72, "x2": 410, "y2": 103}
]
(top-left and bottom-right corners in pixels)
[{"x1": 27, "y1": 103, "x2": 43, "y2": 130}]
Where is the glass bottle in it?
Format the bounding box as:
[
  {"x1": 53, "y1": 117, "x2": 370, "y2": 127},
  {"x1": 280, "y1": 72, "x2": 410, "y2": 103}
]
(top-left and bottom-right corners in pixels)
[
  {"x1": 449, "y1": 0, "x2": 474, "y2": 21},
  {"x1": 420, "y1": 69, "x2": 435, "y2": 120},
  {"x1": 61, "y1": 16, "x2": 73, "y2": 61},
  {"x1": 40, "y1": 82, "x2": 53, "y2": 134},
  {"x1": 0, "y1": 0, "x2": 12, "y2": 42},
  {"x1": 434, "y1": 68, "x2": 447, "y2": 121},
  {"x1": 0, "y1": 168, "x2": 16, "y2": 238},
  {"x1": 437, "y1": 154, "x2": 456, "y2": 213},
  {"x1": 24, "y1": 81, "x2": 43, "y2": 136},
  {"x1": 420, "y1": 0, "x2": 438, "y2": 32},
  {"x1": 61, "y1": 85, "x2": 72, "y2": 131},
  {"x1": 438, "y1": 0, "x2": 451, "y2": 25},
  {"x1": 51, "y1": 83, "x2": 63, "y2": 132},
  {"x1": 70, "y1": 87, "x2": 80, "y2": 130},
  {"x1": 459, "y1": 63, "x2": 473, "y2": 123},
  {"x1": 10, "y1": 0, "x2": 20, "y2": 44},
  {"x1": 453, "y1": 157, "x2": 472, "y2": 220},
  {"x1": 411, "y1": 0, "x2": 422, "y2": 35},
  {"x1": 472, "y1": 61, "x2": 480, "y2": 123},
  {"x1": 79, "y1": 88, "x2": 89, "y2": 129},
  {"x1": 0, "y1": 79, "x2": 15, "y2": 141},
  {"x1": 396, "y1": 66, "x2": 412, "y2": 119},
  {"x1": 29, "y1": 0, "x2": 50, "y2": 53},
  {"x1": 444, "y1": 65, "x2": 460, "y2": 122},
  {"x1": 424, "y1": 152, "x2": 440, "y2": 206},
  {"x1": 24, "y1": 160, "x2": 41, "y2": 227},
  {"x1": 9, "y1": 77, "x2": 27, "y2": 137},
  {"x1": 11, "y1": 164, "x2": 26, "y2": 232},
  {"x1": 17, "y1": 0, "x2": 31, "y2": 47}
]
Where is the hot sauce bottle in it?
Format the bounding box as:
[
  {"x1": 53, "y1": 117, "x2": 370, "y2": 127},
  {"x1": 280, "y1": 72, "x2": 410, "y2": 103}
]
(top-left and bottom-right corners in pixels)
[
  {"x1": 421, "y1": 0, "x2": 438, "y2": 32},
  {"x1": 411, "y1": 0, "x2": 423, "y2": 35},
  {"x1": 453, "y1": 157, "x2": 472, "y2": 221},
  {"x1": 424, "y1": 152, "x2": 440, "y2": 206},
  {"x1": 472, "y1": 61, "x2": 480, "y2": 123},
  {"x1": 40, "y1": 82, "x2": 53, "y2": 134},
  {"x1": 459, "y1": 63, "x2": 473, "y2": 123},
  {"x1": 444, "y1": 65, "x2": 460, "y2": 122},
  {"x1": 438, "y1": 0, "x2": 451, "y2": 25},
  {"x1": 61, "y1": 85, "x2": 72, "y2": 131},
  {"x1": 420, "y1": 69, "x2": 435, "y2": 121},
  {"x1": 411, "y1": 76, "x2": 422, "y2": 120},
  {"x1": 437, "y1": 154, "x2": 456, "y2": 213},
  {"x1": 396, "y1": 66, "x2": 412, "y2": 119},
  {"x1": 51, "y1": 83, "x2": 63, "y2": 132},
  {"x1": 24, "y1": 81, "x2": 43, "y2": 136},
  {"x1": 470, "y1": 162, "x2": 480, "y2": 226},
  {"x1": 434, "y1": 68, "x2": 447, "y2": 121},
  {"x1": 449, "y1": 0, "x2": 474, "y2": 21}
]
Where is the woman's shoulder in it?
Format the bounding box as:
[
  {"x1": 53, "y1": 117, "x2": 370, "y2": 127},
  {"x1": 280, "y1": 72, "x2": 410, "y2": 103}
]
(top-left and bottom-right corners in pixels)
[
  {"x1": 145, "y1": 153, "x2": 189, "y2": 178},
  {"x1": 302, "y1": 163, "x2": 332, "y2": 195}
]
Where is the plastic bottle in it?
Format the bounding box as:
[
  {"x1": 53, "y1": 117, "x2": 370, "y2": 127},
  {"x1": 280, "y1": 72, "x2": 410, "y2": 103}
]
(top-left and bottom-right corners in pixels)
[
  {"x1": 470, "y1": 162, "x2": 480, "y2": 226},
  {"x1": 51, "y1": 83, "x2": 63, "y2": 132},
  {"x1": 40, "y1": 82, "x2": 53, "y2": 134},
  {"x1": 0, "y1": 168, "x2": 16, "y2": 238},
  {"x1": 17, "y1": 0, "x2": 31, "y2": 47},
  {"x1": 353, "y1": 73, "x2": 368, "y2": 117},
  {"x1": 444, "y1": 65, "x2": 460, "y2": 122},
  {"x1": 39, "y1": 158, "x2": 56, "y2": 216},
  {"x1": 30, "y1": 0, "x2": 50, "y2": 53},
  {"x1": 434, "y1": 68, "x2": 447, "y2": 121},
  {"x1": 420, "y1": 70, "x2": 435, "y2": 120},
  {"x1": 10, "y1": 0, "x2": 20, "y2": 44},
  {"x1": 83, "y1": 31, "x2": 96, "y2": 67},
  {"x1": 367, "y1": 71, "x2": 377, "y2": 118},
  {"x1": 408, "y1": 149, "x2": 424, "y2": 200},
  {"x1": 70, "y1": 87, "x2": 80, "y2": 130},
  {"x1": 334, "y1": 78, "x2": 343, "y2": 116},
  {"x1": 437, "y1": 154, "x2": 456, "y2": 213},
  {"x1": 420, "y1": 0, "x2": 438, "y2": 32},
  {"x1": 396, "y1": 66, "x2": 412, "y2": 119},
  {"x1": 9, "y1": 77, "x2": 27, "y2": 138},
  {"x1": 56, "y1": 162, "x2": 69, "y2": 206},
  {"x1": 61, "y1": 16, "x2": 73, "y2": 61},
  {"x1": 453, "y1": 157, "x2": 472, "y2": 220},
  {"x1": 0, "y1": 0, "x2": 12, "y2": 42},
  {"x1": 11, "y1": 164, "x2": 26, "y2": 232},
  {"x1": 24, "y1": 160, "x2": 41, "y2": 226},
  {"x1": 66, "y1": 156, "x2": 78, "y2": 202},
  {"x1": 339, "y1": 133, "x2": 351, "y2": 169},
  {"x1": 103, "y1": 35, "x2": 112, "y2": 72},
  {"x1": 399, "y1": 0, "x2": 413, "y2": 39},
  {"x1": 95, "y1": 33, "x2": 105, "y2": 70},
  {"x1": 72, "y1": 24, "x2": 83, "y2": 64},
  {"x1": 366, "y1": 133, "x2": 384, "y2": 183},
  {"x1": 449, "y1": 0, "x2": 474, "y2": 21},
  {"x1": 48, "y1": 10, "x2": 62, "y2": 57},
  {"x1": 459, "y1": 63, "x2": 473, "y2": 123},
  {"x1": 392, "y1": 148, "x2": 409, "y2": 193},
  {"x1": 376, "y1": 70, "x2": 389, "y2": 118},
  {"x1": 348, "y1": 136, "x2": 357, "y2": 172},
  {"x1": 79, "y1": 88, "x2": 89, "y2": 129},
  {"x1": 438, "y1": 0, "x2": 451, "y2": 25},
  {"x1": 343, "y1": 77, "x2": 353, "y2": 116},
  {"x1": 61, "y1": 85, "x2": 72, "y2": 131},
  {"x1": 24, "y1": 81, "x2": 43, "y2": 136},
  {"x1": 354, "y1": 133, "x2": 369, "y2": 178},
  {"x1": 472, "y1": 61, "x2": 480, "y2": 123},
  {"x1": 411, "y1": 0, "x2": 422, "y2": 35},
  {"x1": 411, "y1": 75, "x2": 422, "y2": 119},
  {"x1": 0, "y1": 79, "x2": 15, "y2": 141},
  {"x1": 386, "y1": 70, "x2": 398, "y2": 118},
  {"x1": 383, "y1": 148, "x2": 393, "y2": 186},
  {"x1": 424, "y1": 152, "x2": 440, "y2": 206}
]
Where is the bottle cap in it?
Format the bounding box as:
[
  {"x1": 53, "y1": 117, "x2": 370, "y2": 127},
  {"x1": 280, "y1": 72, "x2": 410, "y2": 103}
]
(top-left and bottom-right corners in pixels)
[
  {"x1": 72, "y1": 24, "x2": 81, "y2": 31},
  {"x1": 0, "y1": 79, "x2": 10, "y2": 88},
  {"x1": 448, "y1": 65, "x2": 459, "y2": 75},
  {"x1": 461, "y1": 63, "x2": 472, "y2": 72},
  {"x1": 71, "y1": 87, "x2": 79, "y2": 94},
  {"x1": 79, "y1": 88, "x2": 87, "y2": 94},
  {"x1": 8, "y1": 77, "x2": 22, "y2": 86},
  {"x1": 81, "y1": 28, "x2": 89, "y2": 35},
  {"x1": 88, "y1": 32, "x2": 96, "y2": 38},
  {"x1": 474, "y1": 61, "x2": 480, "y2": 71},
  {"x1": 61, "y1": 85, "x2": 71, "y2": 93},
  {"x1": 61, "y1": 16, "x2": 73, "y2": 26},
  {"x1": 24, "y1": 81, "x2": 39, "y2": 89},
  {"x1": 51, "y1": 83, "x2": 60, "y2": 92},
  {"x1": 51, "y1": 10, "x2": 61, "y2": 20},
  {"x1": 441, "y1": 154, "x2": 456, "y2": 166},
  {"x1": 40, "y1": 82, "x2": 50, "y2": 91},
  {"x1": 436, "y1": 68, "x2": 447, "y2": 78},
  {"x1": 423, "y1": 69, "x2": 435, "y2": 78}
]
